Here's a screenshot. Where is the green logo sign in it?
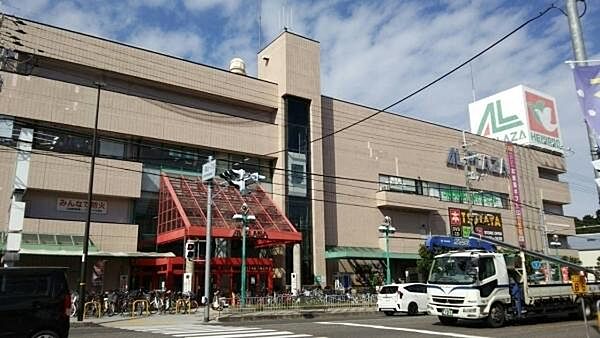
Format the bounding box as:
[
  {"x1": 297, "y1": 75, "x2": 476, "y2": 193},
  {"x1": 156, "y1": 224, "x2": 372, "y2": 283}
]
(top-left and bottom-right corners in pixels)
[{"x1": 476, "y1": 100, "x2": 523, "y2": 135}]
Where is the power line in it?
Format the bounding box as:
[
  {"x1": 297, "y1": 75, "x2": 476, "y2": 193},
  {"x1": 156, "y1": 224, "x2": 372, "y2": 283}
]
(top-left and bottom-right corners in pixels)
[
  {"x1": 0, "y1": 139, "x2": 579, "y2": 235},
  {"x1": 261, "y1": 3, "x2": 559, "y2": 156}
]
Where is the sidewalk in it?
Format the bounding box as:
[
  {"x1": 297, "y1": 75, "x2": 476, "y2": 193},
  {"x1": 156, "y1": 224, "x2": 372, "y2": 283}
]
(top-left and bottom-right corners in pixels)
[{"x1": 71, "y1": 306, "x2": 377, "y2": 327}]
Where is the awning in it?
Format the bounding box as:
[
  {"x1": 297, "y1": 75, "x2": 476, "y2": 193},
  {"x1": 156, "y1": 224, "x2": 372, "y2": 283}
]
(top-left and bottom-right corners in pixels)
[
  {"x1": 1, "y1": 232, "x2": 175, "y2": 258},
  {"x1": 325, "y1": 246, "x2": 419, "y2": 260}
]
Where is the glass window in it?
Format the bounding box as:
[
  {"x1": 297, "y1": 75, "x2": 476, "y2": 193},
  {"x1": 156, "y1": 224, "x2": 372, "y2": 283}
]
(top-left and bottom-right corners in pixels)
[
  {"x1": 479, "y1": 257, "x2": 496, "y2": 280},
  {"x1": 0, "y1": 274, "x2": 51, "y2": 297},
  {"x1": 379, "y1": 175, "x2": 390, "y2": 191},
  {"x1": 402, "y1": 178, "x2": 416, "y2": 193},
  {"x1": 99, "y1": 139, "x2": 125, "y2": 159},
  {"x1": 428, "y1": 183, "x2": 440, "y2": 198},
  {"x1": 472, "y1": 192, "x2": 483, "y2": 206},
  {"x1": 429, "y1": 257, "x2": 475, "y2": 285},
  {"x1": 390, "y1": 176, "x2": 402, "y2": 191},
  {"x1": 378, "y1": 285, "x2": 398, "y2": 294}
]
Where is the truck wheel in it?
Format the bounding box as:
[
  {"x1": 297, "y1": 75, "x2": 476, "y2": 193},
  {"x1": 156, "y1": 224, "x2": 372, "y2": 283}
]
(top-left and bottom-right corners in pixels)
[
  {"x1": 438, "y1": 316, "x2": 458, "y2": 325},
  {"x1": 384, "y1": 311, "x2": 395, "y2": 316},
  {"x1": 408, "y1": 302, "x2": 418, "y2": 315},
  {"x1": 487, "y1": 303, "x2": 505, "y2": 328}
]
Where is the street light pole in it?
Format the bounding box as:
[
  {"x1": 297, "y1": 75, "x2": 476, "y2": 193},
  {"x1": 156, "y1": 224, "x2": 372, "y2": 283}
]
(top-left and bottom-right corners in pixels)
[
  {"x1": 379, "y1": 216, "x2": 396, "y2": 285},
  {"x1": 77, "y1": 81, "x2": 104, "y2": 322},
  {"x1": 202, "y1": 156, "x2": 214, "y2": 323},
  {"x1": 234, "y1": 203, "x2": 255, "y2": 308},
  {"x1": 241, "y1": 214, "x2": 247, "y2": 307}
]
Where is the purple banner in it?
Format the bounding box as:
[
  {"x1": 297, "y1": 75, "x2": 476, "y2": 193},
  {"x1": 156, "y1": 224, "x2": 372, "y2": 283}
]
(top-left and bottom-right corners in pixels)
[
  {"x1": 506, "y1": 143, "x2": 526, "y2": 248},
  {"x1": 573, "y1": 65, "x2": 600, "y2": 145}
]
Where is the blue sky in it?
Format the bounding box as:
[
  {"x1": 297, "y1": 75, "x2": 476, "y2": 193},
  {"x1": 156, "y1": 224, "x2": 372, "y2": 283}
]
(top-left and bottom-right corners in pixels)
[{"x1": 1, "y1": 0, "x2": 600, "y2": 218}]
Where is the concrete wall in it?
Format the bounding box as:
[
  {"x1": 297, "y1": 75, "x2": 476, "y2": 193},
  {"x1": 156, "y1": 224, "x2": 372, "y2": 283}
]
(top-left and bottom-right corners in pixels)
[
  {"x1": 322, "y1": 97, "x2": 573, "y2": 253},
  {"x1": 23, "y1": 218, "x2": 138, "y2": 252},
  {"x1": 1, "y1": 20, "x2": 278, "y2": 109},
  {"x1": 0, "y1": 146, "x2": 17, "y2": 231},
  {"x1": 26, "y1": 151, "x2": 142, "y2": 198}
]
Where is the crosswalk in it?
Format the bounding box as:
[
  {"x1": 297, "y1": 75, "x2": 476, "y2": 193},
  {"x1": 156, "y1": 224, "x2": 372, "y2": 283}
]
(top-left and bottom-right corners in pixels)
[{"x1": 121, "y1": 323, "x2": 326, "y2": 338}]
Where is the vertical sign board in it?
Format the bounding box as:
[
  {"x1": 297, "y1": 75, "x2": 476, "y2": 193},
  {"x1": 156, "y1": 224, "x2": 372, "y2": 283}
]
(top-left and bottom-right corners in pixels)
[
  {"x1": 506, "y1": 144, "x2": 526, "y2": 248},
  {"x1": 468, "y1": 85, "x2": 563, "y2": 154}
]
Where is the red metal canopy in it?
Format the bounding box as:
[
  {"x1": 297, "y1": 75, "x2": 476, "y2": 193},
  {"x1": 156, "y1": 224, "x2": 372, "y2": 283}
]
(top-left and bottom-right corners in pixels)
[{"x1": 157, "y1": 174, "x2": 302, "y2": 246}]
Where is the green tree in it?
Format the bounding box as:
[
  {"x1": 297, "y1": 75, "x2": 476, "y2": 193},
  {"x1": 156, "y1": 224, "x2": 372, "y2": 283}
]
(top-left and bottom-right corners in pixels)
[
  {"x1": 417, "y1": 244, "x2": 450, "y2": 281},
  {"x1": 575, "y1": 210, "x2": 600, "y2": 234}
]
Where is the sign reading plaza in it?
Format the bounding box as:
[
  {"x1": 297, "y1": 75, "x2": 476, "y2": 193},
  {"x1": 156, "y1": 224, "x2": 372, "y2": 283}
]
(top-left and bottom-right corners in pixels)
[
  {"x1": 448, "y1": 207, "x2": 504, "y2": 242},
  {"x1": 468, "y1": 85, "x2": 563, "y2": 154}
]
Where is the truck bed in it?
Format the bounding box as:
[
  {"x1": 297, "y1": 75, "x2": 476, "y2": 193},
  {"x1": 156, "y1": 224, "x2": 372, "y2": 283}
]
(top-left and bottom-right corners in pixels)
[{"x1": 527, "y1": 282, "x2": 600, "y2": 298}]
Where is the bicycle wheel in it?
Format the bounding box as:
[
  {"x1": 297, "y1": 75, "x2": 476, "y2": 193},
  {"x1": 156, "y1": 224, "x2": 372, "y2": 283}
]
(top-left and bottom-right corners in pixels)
[{"x1": 189, "y1": 300, "x2": 199, "y2": 313}]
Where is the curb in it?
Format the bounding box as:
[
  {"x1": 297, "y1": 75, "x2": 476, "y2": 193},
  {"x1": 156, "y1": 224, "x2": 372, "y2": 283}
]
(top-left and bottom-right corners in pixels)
[{"x1": 217, "y1": 310, "x2": 376, "y2": 322}]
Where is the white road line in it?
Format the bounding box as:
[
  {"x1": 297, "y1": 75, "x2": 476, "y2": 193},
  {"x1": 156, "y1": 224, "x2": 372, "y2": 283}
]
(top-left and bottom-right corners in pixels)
[
  {"x1": 184, "y1": 331, "x2": 297, "y2": 338},
  {"x1": 315, "y1": 322, "x2": 491, "y2": 338},
  {"x1": 182, "y1": 329, "x2": 278, "y2": 337},
  {"x1": 170, "y1": 327, "x2": 258, "y2": 335},
  {"x1": 177, "y1": 328, "x2": 273, "y2": 337}
]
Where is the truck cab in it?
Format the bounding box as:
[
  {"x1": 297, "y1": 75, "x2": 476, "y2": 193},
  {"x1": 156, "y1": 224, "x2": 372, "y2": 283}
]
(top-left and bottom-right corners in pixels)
[{"x1": 427, "y1": 250, "x2": 513, "y2": 327}]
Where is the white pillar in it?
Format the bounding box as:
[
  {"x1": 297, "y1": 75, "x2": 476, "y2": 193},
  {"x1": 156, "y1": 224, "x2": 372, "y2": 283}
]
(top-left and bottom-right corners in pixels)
[{"x1": 293, "y1": 243, "x2": 301, "y2": 291}]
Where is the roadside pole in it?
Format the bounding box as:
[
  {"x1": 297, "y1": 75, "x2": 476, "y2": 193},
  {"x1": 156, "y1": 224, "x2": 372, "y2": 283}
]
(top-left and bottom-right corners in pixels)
[{"x1": 202, "y1": 156, "x2": 215, "y2": 322}]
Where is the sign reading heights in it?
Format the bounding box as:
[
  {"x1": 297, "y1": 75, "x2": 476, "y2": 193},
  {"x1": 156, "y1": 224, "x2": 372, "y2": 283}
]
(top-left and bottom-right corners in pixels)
[{"x1": 468, "y1": 85, "x2": 563, "y2": 154}]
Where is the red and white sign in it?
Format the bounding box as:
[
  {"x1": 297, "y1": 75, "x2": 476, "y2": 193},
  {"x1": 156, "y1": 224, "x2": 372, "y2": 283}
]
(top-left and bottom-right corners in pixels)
[
  {"x1": 57, "y1": 197, "x2": 108, "y2": 214},
  {"x1": 506, "y1": 144, "x2": 526, "y2": 248}
]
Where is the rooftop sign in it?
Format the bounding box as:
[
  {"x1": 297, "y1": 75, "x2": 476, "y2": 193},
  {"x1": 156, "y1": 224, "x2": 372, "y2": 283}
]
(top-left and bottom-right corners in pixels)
[{"x1": 468, "y1": 85, "x2": 563, "y2": 154}]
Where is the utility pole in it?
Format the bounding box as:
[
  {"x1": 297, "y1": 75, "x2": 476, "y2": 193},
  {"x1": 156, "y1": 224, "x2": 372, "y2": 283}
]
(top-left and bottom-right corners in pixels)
[
  {"x1": 77, "y1": 81, "x2": 104, "y2": 322},
  {"x1": 202, "y1": 156, "x2": 215, "y2": 322},
  {"x1": 462, "y1": 131, "x2": 475, "y2": 237},
  {"x1": 539, "y1": 190, "x2": 552, "y2": 282},
  {"x1": 566, "y1": 0, "x2": 600, "y2": 205}
]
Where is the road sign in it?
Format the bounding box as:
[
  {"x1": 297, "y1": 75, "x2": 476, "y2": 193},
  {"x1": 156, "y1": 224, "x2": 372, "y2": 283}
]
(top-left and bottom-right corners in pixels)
[
  {"x1": 531, "y1": 260, "x2": 541, "y2": 270},
  {"x1": 571, "y1": 275, "x2": 588, "y2": 295},
  {"x1": 183, "y1": 272, "x2": 192, "y2": 293},
  {"x1": 202, "y1": 159, "x2": 216, "y2": 182}
]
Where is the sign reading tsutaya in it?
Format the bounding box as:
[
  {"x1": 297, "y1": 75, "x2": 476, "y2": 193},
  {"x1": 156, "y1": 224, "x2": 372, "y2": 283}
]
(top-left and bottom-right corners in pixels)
[
  {"x1": 57, "y1": 197, "x2": 107, "y2": 214},
  {"x1": 468, "y1": 85, "x2": 563, "y2": 154},
  {"x1": 448, "y1": 207, "x2": 504, "y2": 242}
]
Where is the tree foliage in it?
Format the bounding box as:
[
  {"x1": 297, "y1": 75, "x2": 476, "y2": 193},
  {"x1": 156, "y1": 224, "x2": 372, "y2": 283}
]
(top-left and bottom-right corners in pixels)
[
  {"x1": 575, "y1": 210, "x2": 600, "y2": 234},
  {"x1": 417, "y1": 244, "x2": 450, "y2": 279}
]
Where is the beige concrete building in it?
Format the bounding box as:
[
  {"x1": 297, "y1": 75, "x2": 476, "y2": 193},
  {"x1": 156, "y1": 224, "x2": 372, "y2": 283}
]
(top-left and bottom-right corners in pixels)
[{"x1": 0, "y1": 17, "x2": 575, "y2": 291}]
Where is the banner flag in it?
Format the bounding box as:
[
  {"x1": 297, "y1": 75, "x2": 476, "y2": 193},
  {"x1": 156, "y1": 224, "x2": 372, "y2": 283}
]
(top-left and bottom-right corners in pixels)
[{"x1": 573, "y1": 65, "x2": 600, "y2": 146}]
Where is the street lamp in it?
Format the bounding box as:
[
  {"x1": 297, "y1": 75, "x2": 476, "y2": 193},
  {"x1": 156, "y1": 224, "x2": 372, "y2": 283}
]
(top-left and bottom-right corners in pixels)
[
  {"x1": 549, "y1": 234, "x2": 562, "y2": 282},
  {"x1": 233, "y1": 203, "x2": 255, "y2": 308},
  {"x1": 378, "y1": 216, "x2": 396, "y2": 284}
]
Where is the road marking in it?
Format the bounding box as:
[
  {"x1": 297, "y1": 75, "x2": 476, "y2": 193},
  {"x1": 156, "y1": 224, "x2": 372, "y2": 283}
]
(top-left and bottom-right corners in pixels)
[
  {"x1": 114, "y1": 323, "x2": 320, "y2": 338},
  {"x1": 315, "y1": 322, "x2": 491, "y2": 338}
]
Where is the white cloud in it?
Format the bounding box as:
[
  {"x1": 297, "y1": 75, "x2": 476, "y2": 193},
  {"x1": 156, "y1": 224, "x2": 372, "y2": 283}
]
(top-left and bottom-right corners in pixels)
[
  {"x1": 3, "y1": 0, "x2": 599, "y2": 217},
  {"x1": 127, "y1": 27, "x2": 205, "y2": 61},
  {"x1": 183, "y1": 0, "x2": 241, "y2": 13}
]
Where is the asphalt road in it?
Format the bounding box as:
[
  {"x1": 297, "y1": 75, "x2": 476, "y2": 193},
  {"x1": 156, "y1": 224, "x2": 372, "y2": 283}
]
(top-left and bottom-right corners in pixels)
[{"x1": 71, "y1": 313, "x2": 600, "y2": 338}]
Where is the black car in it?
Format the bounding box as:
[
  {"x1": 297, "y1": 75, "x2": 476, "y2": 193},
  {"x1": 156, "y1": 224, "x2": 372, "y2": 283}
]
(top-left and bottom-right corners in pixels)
[{"x1": 0, "y1": 267, "x2": 70, "y2": 338}]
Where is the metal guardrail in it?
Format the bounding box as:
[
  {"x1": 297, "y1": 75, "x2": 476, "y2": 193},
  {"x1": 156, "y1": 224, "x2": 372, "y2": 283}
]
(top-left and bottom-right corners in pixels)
[{"x1": 225, "y1": 294, "x2": 378, "y2": 313}]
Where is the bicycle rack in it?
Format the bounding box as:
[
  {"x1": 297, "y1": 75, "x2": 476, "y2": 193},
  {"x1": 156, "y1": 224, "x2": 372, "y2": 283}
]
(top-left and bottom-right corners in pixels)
[
  {"x1": 131, "y1": 300, "x2": 150, "y2": 317},
  {"x1": 83, "y1": 301, "x2": 101, "y2": 319},
  {"x1": 175, "y1": 299, "x2": 190, "y2": 314}
]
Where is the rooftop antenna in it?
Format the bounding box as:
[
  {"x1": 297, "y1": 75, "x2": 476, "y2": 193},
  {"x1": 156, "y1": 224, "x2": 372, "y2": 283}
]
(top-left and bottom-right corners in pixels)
[
  {"x1": 469, "y1": 62, "x2": 477, "y2": 102},
  {"x1": 257, "y1": 0, "x2": 261, "y2": 50}
]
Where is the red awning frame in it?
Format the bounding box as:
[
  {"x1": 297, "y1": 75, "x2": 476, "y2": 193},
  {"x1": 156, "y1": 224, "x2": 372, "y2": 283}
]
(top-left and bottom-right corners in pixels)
[{"x1": 157, "y1": 174, "x2": 302, "y2": 246}]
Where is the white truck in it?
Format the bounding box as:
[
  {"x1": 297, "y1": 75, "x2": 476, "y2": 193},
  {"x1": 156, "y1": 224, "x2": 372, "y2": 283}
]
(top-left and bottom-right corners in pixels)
[{"x1": 425, "y1": 235, "x2": 600, "y2": 327}]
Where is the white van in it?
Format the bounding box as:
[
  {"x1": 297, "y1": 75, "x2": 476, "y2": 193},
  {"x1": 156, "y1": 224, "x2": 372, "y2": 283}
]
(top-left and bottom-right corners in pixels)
[{"x1": 377, "y1": 283, "x2": 428, "y2": 316}]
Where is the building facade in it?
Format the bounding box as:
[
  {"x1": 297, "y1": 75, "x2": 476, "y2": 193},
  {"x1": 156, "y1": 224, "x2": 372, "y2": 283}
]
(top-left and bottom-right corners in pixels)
[{"x1": 0, "y1": 17, "x2": 575, "y2": 291}]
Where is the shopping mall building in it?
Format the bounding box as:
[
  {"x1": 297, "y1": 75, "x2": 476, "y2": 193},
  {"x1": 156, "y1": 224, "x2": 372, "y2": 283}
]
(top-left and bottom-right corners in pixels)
[{"x1": 0, "y1": 17, "x2": 576, "y2": 293}]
